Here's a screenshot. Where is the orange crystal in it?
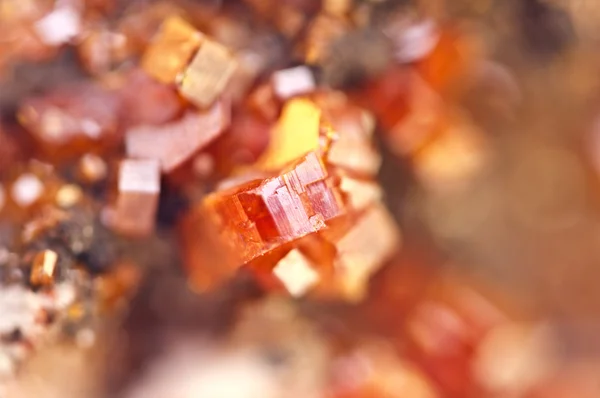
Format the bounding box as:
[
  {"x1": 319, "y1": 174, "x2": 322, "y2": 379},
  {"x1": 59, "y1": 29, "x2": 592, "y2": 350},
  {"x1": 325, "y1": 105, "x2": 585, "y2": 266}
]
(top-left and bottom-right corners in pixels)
[
  {"x1": 29, "y1": 249, "x2": 58, "y2": 287},
  {"x1": 203, "y1": 152, "x2": 346, "y2": 263},
  {"x1": 141, "y1": 15, "x2": 204, "y2": 84},
  {"x1": 255, "y1": 98, "x2": 323, "y2": 170}
]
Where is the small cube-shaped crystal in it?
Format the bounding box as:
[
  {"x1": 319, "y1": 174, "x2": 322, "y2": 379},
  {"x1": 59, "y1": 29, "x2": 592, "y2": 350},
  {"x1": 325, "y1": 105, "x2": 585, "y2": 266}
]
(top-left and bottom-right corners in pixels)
[
  {"x1": 141, "y1": 16, "x2": 204, "y2": 84},
  {"x1": 177, "y1": 39, "x2": 237, "y2": 108}
]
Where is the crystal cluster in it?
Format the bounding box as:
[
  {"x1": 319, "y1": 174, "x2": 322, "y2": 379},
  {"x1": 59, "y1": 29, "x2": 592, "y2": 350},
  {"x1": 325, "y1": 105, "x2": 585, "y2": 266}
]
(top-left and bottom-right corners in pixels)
[
  {"x1": 191, "y1": 89, "x2": 400, "y2": 301},
  {"x1": 0, "y1": 1, "x2": 598, "y2": 397}
]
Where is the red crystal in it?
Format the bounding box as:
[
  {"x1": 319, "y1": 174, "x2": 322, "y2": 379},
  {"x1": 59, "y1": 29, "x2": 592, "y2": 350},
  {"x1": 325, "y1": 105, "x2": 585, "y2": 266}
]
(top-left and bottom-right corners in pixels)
[{"x1": 204, "y1": 152, "x2": 346, "y2": 263}]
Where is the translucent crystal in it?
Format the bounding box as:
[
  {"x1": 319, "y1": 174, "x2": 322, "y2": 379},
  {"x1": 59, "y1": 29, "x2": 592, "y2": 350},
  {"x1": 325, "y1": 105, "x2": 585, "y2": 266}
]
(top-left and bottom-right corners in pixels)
[
  {"x1": 272, "y1": 66, "x2": 315, "y2": 100},
  {"x1": 34, "y1": 6, "x2": 81, "y2": 46},
  {"x1": 255, "y1": 98, "x2": 322, "y2": 170},
  {"x1": 30, "y1": 250, "x2": 58, "y2": 286},
  {"x1": 125, "y1": 101, "x2": 229, "y2": 173},
  {"x1": 177, "y1": 38, "x2": 237, "y2": 108},
  {"x1": 204, "y1": 152, "x2": 346, "y2": 263},
  {"x1": 333, "y1": 203, "x2": 401, "y2": 302},
  {"x1": 272, "y1": 249, "x2": 320, "y2": 297},
  {"x1": 141, "y1": 15, "x2": 204, "y2": 84},
  {"x1": 107, "y1": 159, "x2": 160, "y2": 237}
]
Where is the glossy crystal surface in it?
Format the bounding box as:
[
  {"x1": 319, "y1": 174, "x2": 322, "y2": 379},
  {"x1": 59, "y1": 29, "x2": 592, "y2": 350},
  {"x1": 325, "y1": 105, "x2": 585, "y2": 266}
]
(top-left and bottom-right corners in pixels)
[
  {"x1": 141, "y1": 15, "x2": 204, "y2": 84},
  {"x1": 177, "y1": 38, "x2": 237, "y2": 108},
  {"x1": 204, "y1": 152, "x2": 345, "y2": 263}
]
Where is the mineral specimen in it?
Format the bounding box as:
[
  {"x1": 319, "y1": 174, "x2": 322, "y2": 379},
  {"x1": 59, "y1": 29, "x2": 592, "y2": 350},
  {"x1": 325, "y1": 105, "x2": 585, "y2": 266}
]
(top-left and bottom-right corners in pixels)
[
  {"x1": 141, "y1": 16, "x2": 203, "y2": 84},
  {"x1": 203, "y1": 152, "x2": 346, "y2": 264}
]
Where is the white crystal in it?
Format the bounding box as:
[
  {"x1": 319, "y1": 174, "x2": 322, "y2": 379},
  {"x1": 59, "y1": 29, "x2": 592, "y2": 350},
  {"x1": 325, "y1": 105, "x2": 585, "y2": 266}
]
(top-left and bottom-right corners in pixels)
[
  {"x1": 35, "y1": 7, "x2": 81, "y2": 46},
  {"x1": 11, "y1": 173, "x2": 43, "y2": 207},
  {"x1": 272, "y1": 66, "x2": 316, "y2": 100}
]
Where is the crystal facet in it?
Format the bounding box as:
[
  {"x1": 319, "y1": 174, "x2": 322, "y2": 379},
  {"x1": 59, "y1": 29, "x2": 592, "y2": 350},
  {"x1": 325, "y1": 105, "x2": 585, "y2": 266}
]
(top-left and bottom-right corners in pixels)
[
  {"x1": 204, "y1": 152, "x2": 346, "y2": 263},
  {"x1": 126, "y1": 101, "x2": 229, "y2": 173},
  {"x1": 177, "y1": 39, "x2": 237, "y2": 108},
  {"x1": 107, "y1": 159, "x2": 160, "y2": 237},
  {"x1": 141, "y1": 16, "x2": 204, "y2": 84}
]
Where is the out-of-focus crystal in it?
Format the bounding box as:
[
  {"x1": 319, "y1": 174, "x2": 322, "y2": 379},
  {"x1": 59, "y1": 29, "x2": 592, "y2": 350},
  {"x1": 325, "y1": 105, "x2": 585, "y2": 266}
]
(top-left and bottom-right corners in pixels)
[
  {"x1": 29, "y1": 250, "x2": 58, "y2": 287},
  {"x1": 411, "y1": 113, "x2": 488, "y2": 193},
  {"x1": 77, "y1": 27, "x2": 129, "y2": 76},
  {"x1": 333, "y1": 203, "x2": 401, "y2": 302},
  {"x1": 326, "y1": 120, "x2": 381, "y2": 177},
  {"x1": 330, "y1": 343, "x2": 439, "y2": 398},
  {"x1": 177, "y1": 38, "x2": 237, "y2": 108},
  {"x1": 272, "y1": 66, "x2": 316, "y2": 100},
  {"x1": 247, "y1": 83, "x2": 280, "y2": 122},
  {"x1": 387, "y1": 19, "x2": 440, "y2": 64},
  {"x1": 204, "y1": 152, "x2": 346, "y2": 263},
  {"x1": 118, "y1": 68, "x2": 183, "y2": 128},
  {"x1": 272, "y1": 249, "x2": 320, "y2": 297},
  {"x1": 11, "y1": 174, "x2": 44, "y2": 208},
  {"x1": 55, "y1": 184, "x2": 83, "y2": 208},
  {"x1": 141, "y1": 15, "x2": 204, "y2": 84},
  {"x1": 339, "y1": 176, "x2": 382, "y2": 212},
  {"x1": 18, "y1": 84, "x2": 121, "y2": 157},
  {"x1": 255, "y1": 98, "x2": 322, "y2": 170},
  {"x1": 473, "y1": 323, "x2": 558, "y2": 396},
  {"x1": 126, "y1": 100, "x2": 229, "y2": 173},
  {"x1": 415, "y1": 28, "x2": 481, "y2": 97},
  {"x1": 312, "y1": 91, "x2": 381, "y2": 176},
  {"x1": 106, "y1": 159, "x2": 160, "y2": 237},
  {"x1": 34, "y1": 6, "x2": 81, "y2": 46},
  {"x1": 77, "y1": 153, "x2": 107, "y2": 183}
]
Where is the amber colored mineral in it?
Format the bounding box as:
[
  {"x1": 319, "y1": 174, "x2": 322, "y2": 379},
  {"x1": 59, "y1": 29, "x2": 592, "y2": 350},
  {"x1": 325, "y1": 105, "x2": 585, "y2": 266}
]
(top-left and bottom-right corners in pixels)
[
  {"x1": 321, "y1": 105, "x2": 381, "y2": 177},
  {"x1": 105, "y1": 159, "x2": 160, "y2": 237},
  {"x1": 255, "y1": 98, "x2": 322, "y2": 170},
  {"x1": 77, "y1": 26, "x2": 130, "y2": 76},
  {"x1": 125, "y1": 100, "x2": 229, "y2": 173},
  {"x1": 141, "y1": 15, "x2": 204, "y2": 84},
  {"x1": 330, "y1": 203, "x2": 401, "y2": 302},
  {"x1": 29, "y1": 250, "x2": 58, "y2": 287},
  {"x1": 177, "y1": 38, "x2": 237, "y2": 108},
  {"x1": 203, "y1": 152, "x2": 346, "y2": 264}
]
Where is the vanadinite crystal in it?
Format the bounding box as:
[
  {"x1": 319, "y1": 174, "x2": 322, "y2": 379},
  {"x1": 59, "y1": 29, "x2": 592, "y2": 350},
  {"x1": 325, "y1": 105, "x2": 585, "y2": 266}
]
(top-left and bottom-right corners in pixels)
[
  {"x1": 105, "y1": 159, "x2": 160, "y2": 237},
  {"x1": 125, "y1": 100, "x2": 229, "y2": 173},
  {"x1": 141, "y1": 15, "x2": 204, "y2": 85},
  {"x1": 1, "y1": 1, "x2": 598, "y2": 397},
  {"x1": 203, "y1": 152, "x2": 346, "y2": 264},
  {"x1": 177, "y1": 37, "x2": 238, "y2": 108}
]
